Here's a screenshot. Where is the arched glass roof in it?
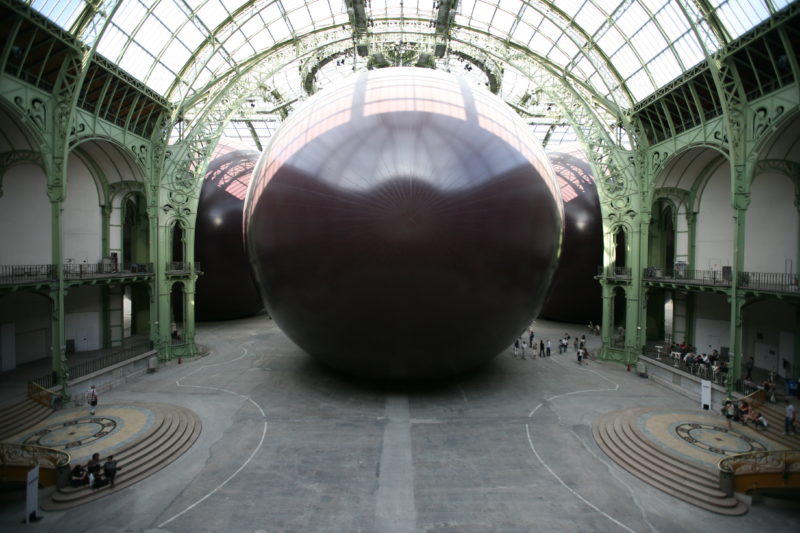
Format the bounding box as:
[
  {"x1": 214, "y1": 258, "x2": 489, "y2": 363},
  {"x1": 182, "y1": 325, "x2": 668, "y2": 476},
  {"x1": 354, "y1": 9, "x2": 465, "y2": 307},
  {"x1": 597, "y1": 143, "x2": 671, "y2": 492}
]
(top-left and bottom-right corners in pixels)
[
  {"x1": 25, "y1": 0, "x2": 794, "y2": 148},
  {"x1": 29, "y1": 0, "x2": 789, "y2": 102}
]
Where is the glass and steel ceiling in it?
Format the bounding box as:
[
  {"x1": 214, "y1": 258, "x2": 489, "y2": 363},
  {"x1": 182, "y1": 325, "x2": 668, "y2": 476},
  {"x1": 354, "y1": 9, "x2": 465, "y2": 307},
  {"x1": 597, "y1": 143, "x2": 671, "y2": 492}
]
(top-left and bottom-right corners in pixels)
[{"x1": 25, "y1": 0, "x2": 793, "y2": 149}]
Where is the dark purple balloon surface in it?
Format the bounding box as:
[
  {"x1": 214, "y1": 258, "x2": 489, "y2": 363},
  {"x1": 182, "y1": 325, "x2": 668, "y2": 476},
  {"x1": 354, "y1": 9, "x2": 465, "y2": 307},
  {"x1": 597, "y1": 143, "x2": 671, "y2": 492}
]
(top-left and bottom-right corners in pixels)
[
  {"x1": 195, "y1": 141, "x2": 264, "y2": 320},
  {"x1": 538, "y1": 150, "x2": 603, "y2": 324},
  {"x1": 245, "y1": 68, "x2": 562, "y2": 380}
]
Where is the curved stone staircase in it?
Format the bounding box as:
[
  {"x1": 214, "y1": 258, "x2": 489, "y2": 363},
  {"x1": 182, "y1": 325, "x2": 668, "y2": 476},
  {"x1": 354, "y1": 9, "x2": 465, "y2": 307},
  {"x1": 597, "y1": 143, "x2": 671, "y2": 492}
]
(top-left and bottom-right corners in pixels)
[
  {"x1": 593, "y1": 407, "x2": 748, "y2": 515},
  {"x1": 42, "y1": 402, "x2": 201, "y2": 510},
  {"x1": 0, "y1": 398, "x2": 54, "y2": 442}
]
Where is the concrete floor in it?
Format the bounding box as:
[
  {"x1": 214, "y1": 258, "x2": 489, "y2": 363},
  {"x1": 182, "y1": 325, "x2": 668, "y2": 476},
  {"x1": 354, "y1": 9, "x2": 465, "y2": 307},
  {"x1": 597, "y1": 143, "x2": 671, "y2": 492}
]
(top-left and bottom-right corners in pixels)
[{"x1": 1, "y1": 314, "x2": 798, "y2": 533}]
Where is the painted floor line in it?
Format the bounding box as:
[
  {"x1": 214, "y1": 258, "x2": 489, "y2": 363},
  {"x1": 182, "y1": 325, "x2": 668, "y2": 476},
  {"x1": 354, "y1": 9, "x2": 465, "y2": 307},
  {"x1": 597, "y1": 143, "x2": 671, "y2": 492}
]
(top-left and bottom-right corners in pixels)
[
  {"x1": 526, "y1": 358, "x2": 637, "y2": 533},
  {"x1": 157, "y1": 343, "x2": 268, "y2": 528}
]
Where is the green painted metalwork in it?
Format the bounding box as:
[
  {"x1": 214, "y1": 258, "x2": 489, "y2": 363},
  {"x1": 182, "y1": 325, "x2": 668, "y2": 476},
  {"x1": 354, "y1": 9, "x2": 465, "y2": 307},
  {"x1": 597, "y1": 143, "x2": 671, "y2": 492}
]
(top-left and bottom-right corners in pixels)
[{"x1": 1, "y1": 0, "x2": 799, "y2": 382}]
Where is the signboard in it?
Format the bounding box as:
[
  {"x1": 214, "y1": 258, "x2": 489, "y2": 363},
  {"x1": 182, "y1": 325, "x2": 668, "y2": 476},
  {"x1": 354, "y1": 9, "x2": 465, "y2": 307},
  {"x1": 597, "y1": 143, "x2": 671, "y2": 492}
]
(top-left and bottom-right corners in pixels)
[
  {"x1": 701, "y1": 379, "x2": 711, "y2": 411},
  {"x1": 26, "y1": 464, "x2": 39, "y2": 524}
]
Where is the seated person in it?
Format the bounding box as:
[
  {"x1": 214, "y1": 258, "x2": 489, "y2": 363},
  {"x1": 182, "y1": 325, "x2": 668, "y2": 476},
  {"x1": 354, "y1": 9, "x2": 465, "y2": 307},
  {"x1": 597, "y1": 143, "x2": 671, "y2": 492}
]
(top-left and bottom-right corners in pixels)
[
  {"x1": 755, "y1": 412, "x2": 768, "y2": 430},
  {"x1": 87, "y1": 452, "x2": 102, "y2": 488},
  {"x1": 70, "y1": 464, "x2": 89, "y2": 487},
  {"x1": 737, "y1": 400, "x2": 752, "y2": 424}
]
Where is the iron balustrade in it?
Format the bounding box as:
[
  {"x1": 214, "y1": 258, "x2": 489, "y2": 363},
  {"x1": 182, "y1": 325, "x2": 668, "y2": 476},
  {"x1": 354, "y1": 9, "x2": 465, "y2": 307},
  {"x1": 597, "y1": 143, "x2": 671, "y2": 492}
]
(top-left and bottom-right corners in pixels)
[
  {"x1": 0, "y1": 264, "x2": 55, "y2": 284},
  {"x1": 738, "y1": 271, "x2": 800, "y2": 293},
  {"x1": 641, "y1": 348, "x2": 767, "y2": 395},
  {"x1": 63, "y1": 261, "x2": 153, "y2": 278},
  {"x1": 596, "y1": 266, "x2": 632, "y2": 279},
  {"x1": 644, "y1": 267, "x2": 800, "y2": 294},
  {"x1": 0, "y1": 262, "x2": 154, "y2": 286},
  {"x1": 31, "y1": 340, "x2": 153, "y2": 389},
  {"x1": 643, "y1": 267, "x2": 732, "y2": 286},
  {"x1": 166, "y1": 261, "x2": 200, "y2": 273}
]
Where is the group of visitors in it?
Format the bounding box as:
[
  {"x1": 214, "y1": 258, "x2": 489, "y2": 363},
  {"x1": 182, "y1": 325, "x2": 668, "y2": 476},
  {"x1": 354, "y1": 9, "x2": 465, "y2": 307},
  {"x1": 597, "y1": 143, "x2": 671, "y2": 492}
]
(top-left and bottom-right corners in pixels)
[
  {"x1": 513, "y1": 329, "x2": 590, "y2": 366},
  {"x1": 512, "y1": 336, "x2": 551, "y2": 359},
  {"x1": 722, "y1": 397, "x2": 797, "y2": 435},
  {"x1": 69, "y1": 452, "x2": 120, "y2": 489}
]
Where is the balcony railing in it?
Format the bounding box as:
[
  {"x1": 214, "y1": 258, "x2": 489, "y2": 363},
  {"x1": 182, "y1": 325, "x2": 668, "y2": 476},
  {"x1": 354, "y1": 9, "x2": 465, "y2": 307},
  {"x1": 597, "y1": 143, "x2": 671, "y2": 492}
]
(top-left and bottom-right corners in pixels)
[
  {"x1": 596, "y1": 266, "x2": 632, "y2": 279},
  {"x1": 0, "y1": 262, "x2": 154, "y2": 285},
  {"x1": 0, "y1": 264, "x2": 55, "y2": 284},
  {"x1": 63, "y1": 261, "x2": 153, "y2": 278},
  {"x1": 643, "y1": 267, "x2": 800, "y2": 294},
  {"x1": 643, "y1": 267, "x2": 732, "y2": 286},
  {"x1": 166, "y1": 261, "x2": 200, "y2": 273},
  {"x1": 738, "y1": 271, "x2": 800, "y2": 293},
  {"x1": 31, "y1": 340, "x2": 153, "y2": 389}
]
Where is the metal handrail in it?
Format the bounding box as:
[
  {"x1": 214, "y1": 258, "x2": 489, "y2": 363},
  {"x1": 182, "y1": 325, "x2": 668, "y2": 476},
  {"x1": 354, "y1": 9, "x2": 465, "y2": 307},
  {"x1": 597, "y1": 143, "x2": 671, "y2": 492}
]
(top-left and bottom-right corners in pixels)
[
  {"x1": 0, "y1": 442, "x2": 71, "y2": 469},
  {"x1": 719, "y1": 450, "x2": 800, "y2": 475},
  {"x1": 0, "y1": 262, "x2": 155, "y2": 285},
  {"x1": 31, "y1": 340, "x2": 153, "y2": 389},
  {"x1": 27, "y1": 382, "x2": 55, "y2": 408}
]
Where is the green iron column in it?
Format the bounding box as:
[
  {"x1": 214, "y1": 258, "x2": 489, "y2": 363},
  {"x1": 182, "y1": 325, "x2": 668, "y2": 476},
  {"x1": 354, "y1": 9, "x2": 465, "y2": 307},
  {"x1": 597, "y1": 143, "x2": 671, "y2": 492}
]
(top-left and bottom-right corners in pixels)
[
  {"x1": 47, "y1": 172, "x2": 68, "y2": 401},
  {"x1": 600, "y1": 281, "x2": 613, "y2": 358}
]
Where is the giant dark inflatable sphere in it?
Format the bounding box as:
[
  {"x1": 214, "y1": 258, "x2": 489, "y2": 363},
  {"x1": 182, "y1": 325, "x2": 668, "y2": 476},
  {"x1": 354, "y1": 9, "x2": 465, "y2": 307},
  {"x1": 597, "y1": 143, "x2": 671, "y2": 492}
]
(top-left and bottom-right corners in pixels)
[
  {"x1": 538, "y1": 149, "x2": 603, "y2": 324},
  {"x1": 195, "y1": 140, "x2": 264, "y2": 320},
  {"x1": 245, "y1": 67, "x2": 563, "y2": 380}
]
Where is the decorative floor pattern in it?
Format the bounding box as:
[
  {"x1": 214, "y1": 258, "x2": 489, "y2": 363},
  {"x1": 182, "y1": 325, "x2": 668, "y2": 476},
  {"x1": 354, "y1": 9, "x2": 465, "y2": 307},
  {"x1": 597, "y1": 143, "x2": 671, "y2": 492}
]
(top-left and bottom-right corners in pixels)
[
  {"x1": 637, "y1": 409, "x2": 784, "y2": 470},
  {"x1": 10, "y1": 404, "x2": 157, "y2": 464}
]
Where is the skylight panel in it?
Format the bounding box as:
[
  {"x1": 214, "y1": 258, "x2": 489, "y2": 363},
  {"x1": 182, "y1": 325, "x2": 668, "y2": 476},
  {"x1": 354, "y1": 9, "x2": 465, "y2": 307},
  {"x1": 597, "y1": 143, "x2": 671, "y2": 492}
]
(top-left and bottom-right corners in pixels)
[
  {"x1": 511, "y1": 20, "x2": 535, "y2": 47},
  {"x1": 630, "y1": 26, "x2": 665, "y2": 63},
  {"x1": 610, "y1": 44, "x2": 640, "y2": 78},
  {"x1": 224, "y1": 28, "x2": 249, "y2": 55},
  {"x1": 197, "y1": 0, "x2": 229, "y2": 29},
  {"x1": 154, "y1": 1, "x2": 190, "y2": 30},
  {"x1": 651, "y1": 1, "x2": 690, "y2": 42},
  {"x1": 138, "y1": 15, "x2": 173, "y2": 52},
  {"x1": 149, "y1": 62, "x2": 175, "y2": 95},
  {"x1": 247, "y1": 28, "x2": 278, "y2": 51},
  {"x1": 538, "y1": 14, "x2": 563, "y2": 44},
  {"x1": 555, "y1": 33, "x2": 580, "y2": 60},
  {"x1": 596, "y1": 26, "x2": 625, "y2": 56},
  {"x1": 286, "y1": 5, "x2": 314, "y2": 33},
  {"x1": 97, "y1": 24, "x2": 129, "y2": 62},
  {"x1": 648, "y1": 50, "x2": 681, "y2": 88},
  {"x1": 672, "y1": 32, "x2": 705, "y2": 69},
  {"x1": 174, "y1": 20, "x2": 207, "y2": 50},
  {"x1": 30, "y1": 0, "x2": 83, "y2": 30},
  {"x1": 490, "y1": 7, "x2": 517, "y2": 39},
  {"x1": 268, "y1": 16, "x2": 292, "y2": 43},
  {"x1": 113, "y1": 1, "x2": 148, "y2": 34},
  {"x1": 626, "y1": 69, "x2": 654, "y2": 101},
  {"x1": 117, "y1": 41, "x2": 156, "y2": 83},
  {"x1": 529, "y1": 33, "x2": 554, "y2": 57},
  {"x1": 713, "y1": 0, "x2": 770, "y2": 40},
  {"x1": 162, "y1": 40, "x2": 193, "y2": 72},
  {"x1": 574, "y1": 2, "x2": 606, "y2": 35},
  {"x1": 615, "y1": 1, "x2": 650, "y2": 37}
]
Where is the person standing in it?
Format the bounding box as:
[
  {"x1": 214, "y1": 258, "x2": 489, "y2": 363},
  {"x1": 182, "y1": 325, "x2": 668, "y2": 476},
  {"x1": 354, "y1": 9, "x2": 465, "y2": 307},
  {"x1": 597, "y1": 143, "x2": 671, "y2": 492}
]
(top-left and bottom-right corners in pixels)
[
  {"x1": 103, "y1": 455, "x2": 120, "y2": 488},
  {"x1": 513, "y1": 338, "x2": 520, "y2": 358},
  {"x1": 785, "y1": 399, "x2": 796, "y2": 436},
  {"x1": 546, "y1": 339, "x2": 551, "y2": 357},
  {"x1": 529, "y1": 330, "x2": 534, "y2": 347},
  {"x1": 86, "y1": 385, "x2": 98, "y2": 415}
]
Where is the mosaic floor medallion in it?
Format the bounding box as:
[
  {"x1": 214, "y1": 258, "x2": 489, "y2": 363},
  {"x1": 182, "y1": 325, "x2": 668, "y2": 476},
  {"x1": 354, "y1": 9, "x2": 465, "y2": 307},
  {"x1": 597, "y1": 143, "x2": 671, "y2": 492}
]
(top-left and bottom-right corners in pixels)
[
  {"x1": 22, "y1": 416, "x2": 119, "y2": 449},
  {"x1": 16, "y1": 404, "x2": 157, "y2": 463},
  {"x1": 673, "y1": 422, "x2": 768, "y2": 455}
]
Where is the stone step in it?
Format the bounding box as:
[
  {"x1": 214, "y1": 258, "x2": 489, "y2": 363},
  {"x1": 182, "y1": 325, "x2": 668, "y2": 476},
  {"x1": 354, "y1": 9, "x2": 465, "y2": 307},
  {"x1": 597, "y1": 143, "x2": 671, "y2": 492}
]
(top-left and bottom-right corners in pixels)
[
  {"x1": 0, "y1": 399, "x2": 54, "y2": 442},
  {"x1": 597, "y1": 412, "x2": 729, "y2": 501},
  {"x1": 612, "y1": 409, "x2": 721, "y2": 492},
  {"x1": 751, "y1": 402, "x2": 800, "y2": 449},
  {"x1": 593, "y1": 409, "x2": 747, "y2": 515},
  {"x1": 42, "y1": 404, "x2": 201, "y2": 510}
]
